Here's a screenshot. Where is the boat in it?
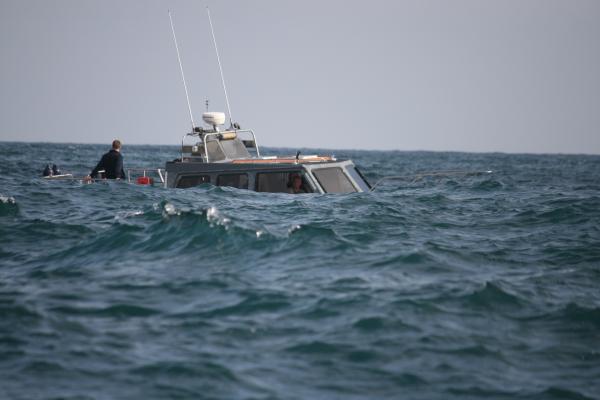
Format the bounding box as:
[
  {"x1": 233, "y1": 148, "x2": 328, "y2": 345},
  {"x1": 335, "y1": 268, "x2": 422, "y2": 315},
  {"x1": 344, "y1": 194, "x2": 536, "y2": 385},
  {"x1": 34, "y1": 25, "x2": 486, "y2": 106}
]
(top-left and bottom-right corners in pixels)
[
  {"x1": 43, "y1": 174, "x2": 74, "y2": 180},
  {"x1": 151, "y1": 111, "x2": 371, "y2": 193}
]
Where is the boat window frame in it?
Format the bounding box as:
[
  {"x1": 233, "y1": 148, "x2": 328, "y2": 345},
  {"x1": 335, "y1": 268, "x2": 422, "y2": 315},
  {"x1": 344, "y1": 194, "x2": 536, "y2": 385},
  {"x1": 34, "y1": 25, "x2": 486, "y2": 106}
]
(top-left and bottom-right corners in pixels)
[
  {"x1": 175, "y1": 174, "x2": 211, "y2": 188},
  {"x1": 345, "y1": 165, "x2": 371, "y2": 191},
  {"x1": 216, "y1": 172, "x2": 249, "y2": 189},
  {"x1": 255, "y1": 171, "x2": 313, "y2": 193}
]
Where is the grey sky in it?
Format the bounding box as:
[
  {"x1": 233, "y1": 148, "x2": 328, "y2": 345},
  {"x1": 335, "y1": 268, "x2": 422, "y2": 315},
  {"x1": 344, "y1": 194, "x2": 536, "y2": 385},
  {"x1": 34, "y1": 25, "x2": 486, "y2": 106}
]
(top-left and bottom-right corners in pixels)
[{"x1": 1, "y1": 0, "x2": 599, "y2": 153}]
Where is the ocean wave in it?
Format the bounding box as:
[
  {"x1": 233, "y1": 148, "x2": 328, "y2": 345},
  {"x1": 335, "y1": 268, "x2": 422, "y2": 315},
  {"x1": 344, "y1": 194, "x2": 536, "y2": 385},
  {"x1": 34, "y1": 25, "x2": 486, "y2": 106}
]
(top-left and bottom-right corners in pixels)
[
  {"x1": 351, "y1": 316, "x2": 420, "y2": 333},
  {"x1": 130, "y1": 360, "x2": 239, "y2": 383},
  {"x1": 353, "y1": 316, "x2": 386, "y2": 331},
  {"x1": 19, "y1": 360, "x2": 67, "y2": 374},
  {"x1": 519, "y1": 302, "x2": 600, "y2": 330},
  {"x1": 524, "y1": 386, "x2": 596, "y2": 400},
  {"x1": 367, "y1": 250, "x2": 433, "y2": 267},
  {"x1": 0, "y1": 335, "x2": 28, "y2": 347},
  {"x1": 286, "y1": 340, "x2": 345, "y2": 355},
  {"x1": 49, "y1": 303, "x2": 161, "y2": 318},
  {"x1": 0, "y1": 194, "x2": 18, "y2": 216},
  {"x1": 459, "y1": 281, "x2": 523, "y2": 310},
  {"x1": 470, "y1": 178, "x2": 505, "y2": 191},
  {"x1": 512, "y1": 196, "x2": 600, "y2": 226},
  {"x1": 187, "y1": 292, "x2": 291, "y2": 319},
  {"x1": 0, "y1": 302, "x2": 42, "y2": 321}
]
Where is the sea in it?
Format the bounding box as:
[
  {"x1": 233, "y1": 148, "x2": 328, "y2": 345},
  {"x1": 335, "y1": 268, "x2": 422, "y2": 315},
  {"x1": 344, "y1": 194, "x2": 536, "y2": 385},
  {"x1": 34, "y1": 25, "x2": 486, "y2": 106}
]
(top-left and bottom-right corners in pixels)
[{"x1": 1, "y1": 141, "x2": 599, "y2": 400}]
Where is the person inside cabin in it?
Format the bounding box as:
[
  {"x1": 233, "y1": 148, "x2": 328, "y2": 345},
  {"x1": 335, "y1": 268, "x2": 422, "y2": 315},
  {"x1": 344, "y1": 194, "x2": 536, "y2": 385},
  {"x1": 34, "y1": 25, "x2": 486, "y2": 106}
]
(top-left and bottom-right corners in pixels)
[
  {"x1": 86, "y1": 139, "x2": 126, "y2": 180},
  {"x1": 288, "y1": 174, "x2": 306, "y2": 194}
]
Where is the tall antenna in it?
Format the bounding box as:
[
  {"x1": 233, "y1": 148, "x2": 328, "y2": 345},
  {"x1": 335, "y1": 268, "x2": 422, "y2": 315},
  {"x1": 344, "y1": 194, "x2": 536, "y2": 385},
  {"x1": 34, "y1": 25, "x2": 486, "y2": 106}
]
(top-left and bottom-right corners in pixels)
[
  {"x1": 206, "y1": 6, "x2": 233, "y2": 127},
  {"x1": 168, "y1": 10, "x2": 195, "y2": 131}
]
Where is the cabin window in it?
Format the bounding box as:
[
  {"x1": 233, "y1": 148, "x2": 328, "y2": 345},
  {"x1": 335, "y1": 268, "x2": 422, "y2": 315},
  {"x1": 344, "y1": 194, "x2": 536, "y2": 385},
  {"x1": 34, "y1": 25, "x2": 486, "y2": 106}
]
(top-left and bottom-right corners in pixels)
[
  {"x1": 217, "y1": 173, "x2": 248, "y2": 189},
  {"x1": 176, "y1": 175, "x2": 211, "y2": 188},
  {"x1": 256, "y1": 172, "x2": 311, "y2": 193},
  {"x1": 312, "y1": 167, "x2": 356, "y2": 193}
]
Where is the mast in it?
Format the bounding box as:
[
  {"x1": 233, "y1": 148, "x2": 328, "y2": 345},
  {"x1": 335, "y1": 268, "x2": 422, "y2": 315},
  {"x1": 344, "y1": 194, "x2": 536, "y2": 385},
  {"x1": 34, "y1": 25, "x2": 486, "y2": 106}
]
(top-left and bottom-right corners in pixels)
[
  {"x1": 168, "y1": 10, "x2": 196, "y2": 132},
  {"x1": 206, "y1": 6, "x2": 234, "y2": 128}
]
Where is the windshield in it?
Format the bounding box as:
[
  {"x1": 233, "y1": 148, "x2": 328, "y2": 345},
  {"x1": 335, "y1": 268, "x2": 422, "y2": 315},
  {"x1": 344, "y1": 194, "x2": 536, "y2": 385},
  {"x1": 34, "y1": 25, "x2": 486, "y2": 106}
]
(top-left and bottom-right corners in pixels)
[
  {"x1": 220, "y1": 138, "x2": 250, "y2": 159},
  {"x1": 312, "y1": 167, "x2": 357, "y2": 193}
]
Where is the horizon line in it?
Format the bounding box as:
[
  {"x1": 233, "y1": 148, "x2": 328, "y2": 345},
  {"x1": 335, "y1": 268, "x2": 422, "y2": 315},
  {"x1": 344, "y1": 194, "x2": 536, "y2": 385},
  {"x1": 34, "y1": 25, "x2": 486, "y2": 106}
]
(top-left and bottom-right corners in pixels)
[{"x1": 1, "y1": 139, "x2": 599, "y2": 157}]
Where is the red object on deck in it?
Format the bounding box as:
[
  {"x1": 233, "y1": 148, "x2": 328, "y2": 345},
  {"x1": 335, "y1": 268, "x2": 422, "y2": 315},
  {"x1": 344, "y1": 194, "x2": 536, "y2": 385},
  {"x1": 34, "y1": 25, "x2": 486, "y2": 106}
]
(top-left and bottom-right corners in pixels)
[{"x1": 136, "y1": 176, "x2": 153, "y2": 185}]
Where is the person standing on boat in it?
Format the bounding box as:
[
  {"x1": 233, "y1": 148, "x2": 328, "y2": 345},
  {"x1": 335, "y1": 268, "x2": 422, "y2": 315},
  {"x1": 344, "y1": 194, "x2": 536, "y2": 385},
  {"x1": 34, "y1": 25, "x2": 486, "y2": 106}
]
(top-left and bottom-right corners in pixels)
[{"x1": 86, "y1": 139, "x2": 126, "y2": 180}]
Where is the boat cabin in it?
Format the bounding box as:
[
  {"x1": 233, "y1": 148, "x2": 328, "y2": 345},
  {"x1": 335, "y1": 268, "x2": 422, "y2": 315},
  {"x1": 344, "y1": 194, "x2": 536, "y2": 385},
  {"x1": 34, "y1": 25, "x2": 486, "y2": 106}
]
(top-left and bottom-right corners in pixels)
[{"x1": 149, "y1": 112, "x2": 370, "y2": 193}]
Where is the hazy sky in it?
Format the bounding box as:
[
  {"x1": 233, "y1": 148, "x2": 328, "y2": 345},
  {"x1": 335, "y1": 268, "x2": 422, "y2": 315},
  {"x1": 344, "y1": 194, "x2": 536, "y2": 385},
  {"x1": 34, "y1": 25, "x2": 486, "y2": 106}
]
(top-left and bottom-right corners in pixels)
[{"x1": 1, "y1": 0, "x2": 599, "y2": 153}]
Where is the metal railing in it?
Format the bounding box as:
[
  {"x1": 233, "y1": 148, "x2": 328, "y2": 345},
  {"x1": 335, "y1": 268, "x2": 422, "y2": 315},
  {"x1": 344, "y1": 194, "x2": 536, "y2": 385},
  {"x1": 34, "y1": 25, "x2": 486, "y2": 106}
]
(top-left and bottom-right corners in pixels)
[
  {"x1": 202, "y1": 129, "x2": 260, "y2": 162},
  {"x1": 126, "y1": 168, "x2": 165, "y2": 184}
]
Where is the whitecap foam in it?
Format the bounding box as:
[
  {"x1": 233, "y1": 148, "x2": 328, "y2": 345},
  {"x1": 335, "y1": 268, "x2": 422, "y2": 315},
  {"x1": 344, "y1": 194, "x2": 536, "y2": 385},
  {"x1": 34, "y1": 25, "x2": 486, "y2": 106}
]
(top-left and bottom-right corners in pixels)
[
  {"x1": 206, "y1": 206, "x2": 230, "y2": 229},
  {"x1": 0, "y1": 194, "x2": 16, "y2": 204},
  {"x1": 114, "y1": 210, "x2": 144, "y2": 221},
  {"x1": 163, "y1": 203, "x2": 179, "y2": 216},
  {"x1": 288, "y1": 224, "x2": 301, "y2": 235},
  {"x1": 206, "y1": 206, "x2": 219, "y2": 222}
]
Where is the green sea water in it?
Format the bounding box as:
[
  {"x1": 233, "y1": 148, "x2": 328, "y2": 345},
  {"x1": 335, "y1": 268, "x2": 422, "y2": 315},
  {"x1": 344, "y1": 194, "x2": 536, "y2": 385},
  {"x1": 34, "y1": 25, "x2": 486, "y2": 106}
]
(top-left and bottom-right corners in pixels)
[{"x1": 1, "y1": 142, "x2": 599, "y2": 399}]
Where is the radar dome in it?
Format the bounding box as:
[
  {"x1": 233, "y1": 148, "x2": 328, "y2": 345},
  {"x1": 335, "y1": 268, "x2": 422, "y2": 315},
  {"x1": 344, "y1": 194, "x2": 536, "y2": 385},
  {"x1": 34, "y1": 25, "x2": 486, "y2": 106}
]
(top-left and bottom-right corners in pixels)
[{"x1": 202, "y1": 112, "x2": 226, "y2": 127}]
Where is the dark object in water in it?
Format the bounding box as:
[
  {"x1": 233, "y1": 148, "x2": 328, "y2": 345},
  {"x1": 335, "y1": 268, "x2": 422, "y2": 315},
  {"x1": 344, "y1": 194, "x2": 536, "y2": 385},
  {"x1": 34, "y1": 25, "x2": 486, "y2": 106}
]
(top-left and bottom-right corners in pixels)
[
  {"x1": 42, "y1": 164, "x2": 52, "y2": 177},
  {"x1": 41, "y1": 163, "x2": 73, "y2": 180}
]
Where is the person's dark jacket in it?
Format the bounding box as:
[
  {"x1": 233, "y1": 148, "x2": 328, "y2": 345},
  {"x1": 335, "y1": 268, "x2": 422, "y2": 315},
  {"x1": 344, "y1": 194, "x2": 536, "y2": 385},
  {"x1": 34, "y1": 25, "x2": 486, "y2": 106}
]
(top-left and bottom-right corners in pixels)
[{"x1": 90, "y1": 149, "x2": 125, "y2": 179}]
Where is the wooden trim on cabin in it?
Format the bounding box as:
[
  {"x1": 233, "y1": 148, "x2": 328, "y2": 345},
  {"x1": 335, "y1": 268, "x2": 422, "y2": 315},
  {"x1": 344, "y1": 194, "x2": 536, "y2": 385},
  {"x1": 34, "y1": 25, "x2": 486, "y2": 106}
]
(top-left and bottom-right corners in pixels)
[{"x1": 231, "y1": 156, "x2": 334, "y2": 164}]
